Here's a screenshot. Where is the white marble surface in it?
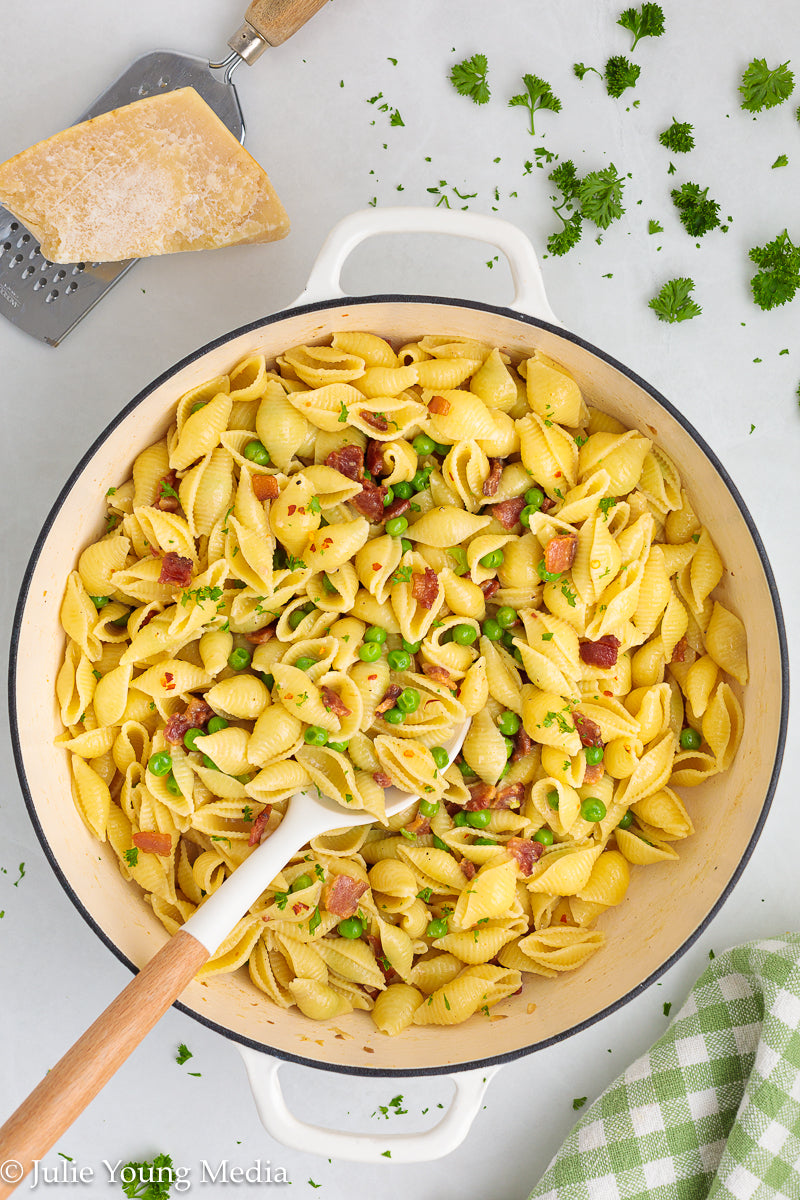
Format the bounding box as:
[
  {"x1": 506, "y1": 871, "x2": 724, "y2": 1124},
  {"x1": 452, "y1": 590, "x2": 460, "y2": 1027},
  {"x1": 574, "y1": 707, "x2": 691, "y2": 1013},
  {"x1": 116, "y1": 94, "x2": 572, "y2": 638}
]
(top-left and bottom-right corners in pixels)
[{"x1": 0, "y1": 1, "x2": 798, "y2": 1196}]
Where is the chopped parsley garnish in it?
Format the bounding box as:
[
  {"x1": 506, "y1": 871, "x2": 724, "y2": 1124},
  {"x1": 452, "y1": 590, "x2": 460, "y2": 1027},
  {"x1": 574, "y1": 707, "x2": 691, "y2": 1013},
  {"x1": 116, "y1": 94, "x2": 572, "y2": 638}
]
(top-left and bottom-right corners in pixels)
[
  {"x1": 274, "y1": 890, "x2": 289, "y2": 910},
  {"x1": 123, "y1": 848, "x2": 139, "y2": 868},
  {"x1": 159, "y1": 479, "x2": 179, "y2": 501},
  {"x1": 617, "y1": 3, "x2": 665, "y2": 50},
  {"x1": 390, "y1": 109, "x2": 404, "y2": 126},
  {"x1": 180, "y1": 584, "x2": 222, "y2": 608},
  {"x1": 417, "y1": 887, "x2": 433, "y2": 903},
  {"x1": 671, "y1": 182, "x2": 721, "y2": 236},
  {"x1": 285, "y1": 555, "x2": 307, "y2": 572},
  {"x1": 663, "y1": 1001, "x2": 672, "y2": 1016},
  {"x1": 648, "y1": 277, "x2": 702, "y2": 323},
  {"x1": 598, "y1": 496, "x2": 618, "y2": 518},
  {"x1": 120, "y1": 1154, "x2": 175, "y2": 1199},
  {"x1": 309, "y1": 905, "x2": 322, "y2": 935},
  {"x1": 772, "y1": 154, "x2": 789, "y2": 168},
  {"x1": 308, "y1": 496, "x2": 321, "y2": 514},
  {"x1": 604, "y1": 55, "x2": 640, "y2": 98},
  {"x1": 648, "y1": 218, "x2": 664, "y2": 234},
  {"x1": 509, "y1": 73, "x2": 562, "y2": 135},
  {"x1": 242, "y1": 805, "x2": 254, "y2": 823},
  {"x1": 450, "y1": 53, "x2": 491, "y2": 104},
  {"x1": 211, "y1": 835, "x2": 231, "y2": 849},
  {"x1": 659, "y1": 119, "x2": 695, "y2": 153},
  {"x1": 106, "y1": 486, "x2": 117, "y2": 497},
  {"x1": 337, "y1": 401, "x2": 349, "y2": 423},
  {"x1": 561, "y1": 583, "x2": 578, "y2": 608},
  {"x1": 748, "y1": 230, "x2": 800, "y2": 310},
  {"x1": 739, "y1": 58, "x2": 795, "y2": 112},
  {"x1": 572, "y1": 1095, "x2": 588, "y2": 1110},
  {"x1": 573, "y1": 62, "x2": 602, "y2": 81},
  {"x1": 176, "y1": 1043, "x2": 193, "y2": 1065}
]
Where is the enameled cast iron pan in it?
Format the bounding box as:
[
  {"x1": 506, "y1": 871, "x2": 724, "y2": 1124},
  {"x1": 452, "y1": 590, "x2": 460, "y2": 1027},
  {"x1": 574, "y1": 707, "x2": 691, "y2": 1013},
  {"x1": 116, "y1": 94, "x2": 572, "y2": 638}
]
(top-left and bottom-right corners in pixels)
[{"x1": 9, "y1": 209, "x2": 788, "y2": 1161}]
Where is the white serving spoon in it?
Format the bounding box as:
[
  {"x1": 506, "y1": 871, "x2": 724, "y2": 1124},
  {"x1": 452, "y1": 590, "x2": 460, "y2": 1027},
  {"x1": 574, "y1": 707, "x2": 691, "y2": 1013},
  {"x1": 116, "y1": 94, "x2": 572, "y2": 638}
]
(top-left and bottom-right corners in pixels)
[{"x1": 0, "y1": 721, "x2": 469, "y2": 1195}]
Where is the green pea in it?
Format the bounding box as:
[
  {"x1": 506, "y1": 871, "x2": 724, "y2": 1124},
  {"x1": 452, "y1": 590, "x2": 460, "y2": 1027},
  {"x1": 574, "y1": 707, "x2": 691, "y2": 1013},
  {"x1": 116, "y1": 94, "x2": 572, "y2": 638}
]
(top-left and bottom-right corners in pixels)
[
  {"x1": 679, "y1": 727, "x2": 702, "y2": 751},
  {"x1": 363, "y1": 469, "x2": 373, "y2": 482},
  {"x1": 457, "y1": 760, "x2": 477, "y2": 778},
  {"x1": 358, "y1": 641, "x2": 382, "y2": 662},
  {"x1": 447, "y1": 546, "x2": 469, "y2": 576},
  {"x1": 327, "y1": 740, "x2": 349, "y2": 754},
  {"x1": 617, "y1": 810, "x2": 634, "y2": 830},
  {"x1": 513, "y1": 648, "x2": 523, "y2": 665},
  {"x1": 228, "y1": 647, "x2": 252, "y2": 671},
  {"x1": 496, "y1": 606, "x2": 517, "y2": 629},
  {"x1": 385, "y1": 516, "x2": 409, "y2": 536},
  {"x1": 524, "y1": 487, "x2": 545, "y2": 510},
  {"x1": 202, "y1": 755, "x2": 219, "y2": 771},
  {"x1": 533, "y1": 828, "x2": 554, "y2": 846},
  {"x1": 383, "y1": 486, "x2": 395, "y2": 507},
  {"x1": 183, "y1": 728, "x2": 203, "y2": 752},
  {"x1": 498, "y1": 762, "x2": 511, "y2": 779},
  {"x1": 165, "y1": 772, "x2": 182, "y2": 796},
  {"x1": 536, "y1": 558, "x2": 563, "y2": 583},
  {"x1": 400, "y1": 538, "x2": 413, "y2": 555},
  {"x1": 502, "y1": 630, "x2": 516, "y2": 649},
  {"x1": 394, "y1": 480, "x2": 414, "y2": 499},
  {"x1": 110, "y1": 610, "x2": 130, "y2": 627},
  {"x1": 520, "y1": 505, "x2": 537, "y2": 529},
  {"x1": 452, "y1": 623, "x2": 478, "y2": 645},
  {"x1": 430, "y1": 746, "x2": 449, "y2": 770},
  {"x1": 288, "y1": 609, "x2": 308, "y2": 630},
  {"x1": 547, "y1": 789, "x2": 560, "y2": 810},
  {"x1": 466, "y1": 809, "x2": 491, "y2": 829},
  {"x1": 580, "y1": 797, "x2": 607, "y2": 823},
  {"x1": 387, "y1": 649, "x2": 411, "y2": 671},
  {"x1": 383, "y1": 707, "x2": 405, "y2": 725},
  {"x1": 295, "y1": 656, "x2": 318, "y2": 673},
  {"x1": 322, "y1": 574, "x2": 338, "y2": 594},
  {"x1": 479, "y1": 549, "x2": 504, "y2": 569},
  {"x1": 235, "y1": 774, "x2": 251, "y2": 785},
  {"x1": 364, "y1": 625, "x2": 387, "y2": 644},
  {"x1": 243, "y1": 439, "x2": 270, "y2": 466},
  {"x1": 412, "y1": 434, "x2": 436, "y2": 456},
  {"x1": 497, "y1": 711, "x2": 521, "y2": 737},
  {"x1": 290, "y1": 873, "x2": 313, "y2": 893},
  {"x1": 304, "y1": 726, "x2": 329, "y2": 746},
  {"x1": 89, "y1": 595, "x2": 110, "y2": 609},
  {"x1": 411, "y1": 469, "x2": 431, "y2": 492},
  {"x1": 148, "y1": 751, "x2": 172, "y2": 777},
  {"x1": 402, "y1": 638, "x2": 422, "y2": 653},
  {"x1": 482, "y1": 619, "x2": 503, "y2": 642},
  {"x1": 503, "y1": 736, "x2": 515, "y2": 759},
  {"x1": 397, "y1": 688, "x2": 421, "y2": 713},
  {"x1": 584, "y1": 745, "x2": 604, "y2": 765},
  {"x1": 419, "y1": 798, "x2": 439, "y2": 818},
  {"x1": 338, "y1": 916, "x2": 364, "y2": 939},
  {"x1": 260, "y1": 672, "x2": 274, "y2": 690},
  {"x1": 190, "y1": 401, "x2": 206, "y2": 414},
  {"x1": 473, "y1": 836, "x2": 496, "y2": 846},
  {"x1": 453, "y1": 811, "x2": 469, "y2": 827},
  {"x1": 433, "y1": 441, "x2": 451, "y2": 456},
  {"x1": 426, "y1": 918, "x2": 448, "y2": 938},
  {"x1": 207, "y1": 716, "x2": 228, "y2": 734}
]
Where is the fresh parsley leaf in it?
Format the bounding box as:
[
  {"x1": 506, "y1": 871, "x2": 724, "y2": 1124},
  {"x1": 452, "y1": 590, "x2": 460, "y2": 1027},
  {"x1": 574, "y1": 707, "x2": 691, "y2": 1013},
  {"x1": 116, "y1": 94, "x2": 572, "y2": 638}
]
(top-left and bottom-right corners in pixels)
[
  {"x1": 176, "y1": 1043, "x2": 193, "y2": 1065},
  {"x1": 648, "y1": 277, "x2": 702, "y2": 323},
  {"x1": 308, "y1": 496, "x2": 321, "y2": 513},
  {"x1": 450, "y1": 53, "x2": 491, "y2": 104},
  {"x1": 389, "y1": 109, "x2": 404, "y2": 126},
  {"x1": 659, "y1": 119, "x2": 695, "y2": 153},
  {"x1": 308, "y1": 905, "x2": 322, "y2": 935},
  {"x1": 663, "y1": 1001, "x2": 672, "y2": 1016},
  {"x1": 417, "y1": 887, "x2": 433, "y2": 903},
  {"x1": 274, "y1": 890, "x2": 289, "y2": 910},
  {"x1": 285, "y1": 555, "x2": 307, "y2": 572},
  {"x1": 106, "y1": 486, "x2": 117, "y2": 497},
  {"x1": 604, "y1": 55, "x2": 640, "y2": 98},
  {"x1": 159, "y1": 479, "x2": 179, "y2": 501},
  {"x1": 337, "y1": 401, "x2": 349, "y2": 423},
  {"x1": 573, "y1": 62, "x2": 601, "y2": 81},
  {"x1": 572, "y1": 1095, "x2": 588, "y2": 1110},
  {"x1": 550, "y1": 159, "x2": 581, "y2": 203},
  {"x1": 123, "y1": 847, "x2": 139, "y2": 868},
  {"x1": 579, "y1": 164, "x2": 626, "y2": 228},
  {"x1": 120, "y1": 1154, "x2": 175, "y2": 1199},
  {"x1": 617, "y1": 3, "x2": 665, "y2": 50},
  {"x1": 739, "y1": 58, "x2": 795, "y2": 112},
  {"x1": 648, "y1": 218, "x2": 664, "y2": 234},
  {"x1": 772, "y1": 154, "x2": 789, "y2": 169},
  {"x1": 509, "y1": 73, "x2": 562, "y2": 135},
  {"x1": 671, "y1": 182, "x2": 721, "y2": 236},
  {"x1": 749, "y1": 229, "x2": 800, "y2": 310}
]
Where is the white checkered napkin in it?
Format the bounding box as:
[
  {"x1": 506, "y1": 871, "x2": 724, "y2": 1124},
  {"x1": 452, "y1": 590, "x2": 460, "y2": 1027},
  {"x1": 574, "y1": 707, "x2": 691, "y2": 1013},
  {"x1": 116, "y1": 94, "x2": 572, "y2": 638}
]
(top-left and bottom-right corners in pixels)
[{"x1": 528, "y1": 935, "x2": 800, "y2": 1200}]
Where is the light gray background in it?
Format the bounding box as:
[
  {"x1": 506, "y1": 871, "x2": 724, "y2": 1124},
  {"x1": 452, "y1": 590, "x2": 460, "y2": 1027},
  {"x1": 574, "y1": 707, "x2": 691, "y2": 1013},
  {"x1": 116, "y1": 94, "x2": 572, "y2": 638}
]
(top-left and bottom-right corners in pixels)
[{"x1": 0, "y1": 1, "x2": 797, "y2": 1196}]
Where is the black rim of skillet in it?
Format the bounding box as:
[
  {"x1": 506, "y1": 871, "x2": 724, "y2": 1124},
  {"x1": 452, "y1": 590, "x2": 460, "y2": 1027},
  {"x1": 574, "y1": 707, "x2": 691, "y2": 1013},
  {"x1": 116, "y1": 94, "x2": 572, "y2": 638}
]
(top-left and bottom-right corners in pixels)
[{"x1": 9, "y1": 294, "x2": 790, "y2": 1079}]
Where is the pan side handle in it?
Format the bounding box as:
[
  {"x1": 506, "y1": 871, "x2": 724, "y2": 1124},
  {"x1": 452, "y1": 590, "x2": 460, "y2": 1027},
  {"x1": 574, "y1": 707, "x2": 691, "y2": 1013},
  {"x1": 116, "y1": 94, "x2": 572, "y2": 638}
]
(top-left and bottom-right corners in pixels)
[{"x1": 296, "y1": 207, "x2": 562, "y2": 326}]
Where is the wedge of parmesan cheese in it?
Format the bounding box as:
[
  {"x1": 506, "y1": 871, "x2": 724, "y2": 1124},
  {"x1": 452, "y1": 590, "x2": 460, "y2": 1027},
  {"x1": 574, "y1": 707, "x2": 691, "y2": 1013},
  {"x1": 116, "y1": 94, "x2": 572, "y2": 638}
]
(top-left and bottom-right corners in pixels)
[{"x1": 0, "y1": 87, "x2": 289, "y2": 263}]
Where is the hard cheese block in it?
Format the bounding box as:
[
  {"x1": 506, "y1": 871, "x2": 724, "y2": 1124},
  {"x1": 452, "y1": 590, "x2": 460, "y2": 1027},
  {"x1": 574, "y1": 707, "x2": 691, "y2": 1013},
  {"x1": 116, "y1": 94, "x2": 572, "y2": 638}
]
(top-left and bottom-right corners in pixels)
[{"x1": 0, "y1": 87, "x2": 290, "y2": 263}]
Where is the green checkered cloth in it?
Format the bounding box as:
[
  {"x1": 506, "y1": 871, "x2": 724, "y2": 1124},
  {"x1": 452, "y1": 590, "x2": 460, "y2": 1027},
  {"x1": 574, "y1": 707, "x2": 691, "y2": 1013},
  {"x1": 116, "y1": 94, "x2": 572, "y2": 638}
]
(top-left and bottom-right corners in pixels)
[{"x1": 529, "y1": 935, "x2": 800, "y2": 1200}]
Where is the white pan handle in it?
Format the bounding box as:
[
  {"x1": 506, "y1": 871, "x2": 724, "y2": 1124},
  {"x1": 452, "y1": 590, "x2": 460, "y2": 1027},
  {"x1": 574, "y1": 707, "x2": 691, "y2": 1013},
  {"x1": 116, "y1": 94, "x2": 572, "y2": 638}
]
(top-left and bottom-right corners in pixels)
[
  {"x1": 296, "y1": 207, "x2": 560, "y2": 325},
  {"x1": 238, "y1": 1048, "x2": 500, "y2": 1163}
]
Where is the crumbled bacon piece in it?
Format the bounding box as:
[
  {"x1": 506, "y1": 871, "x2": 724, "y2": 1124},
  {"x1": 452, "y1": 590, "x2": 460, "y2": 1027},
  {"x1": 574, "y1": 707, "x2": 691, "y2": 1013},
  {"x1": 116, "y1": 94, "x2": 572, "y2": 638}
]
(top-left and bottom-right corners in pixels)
[
  {"x1": 375, "y1": 684, "x2": 402, "y2": 716},
  {"x1": 252, "y1": 473, "x2": 280, "y2": 501},
  {"x1": 544, "y1": 534, "x2": 578, "y2": 575},
  {"x1": 541, "y1": 495, "x2": 556, "y2": 513},
  {"x1": 460, "y1": 860, "x2": 477, "y2": 880},
  {"x1": 428, "y1": 394, "x2": 451, "y2": 416},
  {"x1": 671, "y1": 635, "x2": 690, "y2": 663},
  {"x1": 351, "y1": 479, "x2": 388, "y2": 522},
  {"x1": 140, "y1": 609, "x2": 157, "y2": 629},
  {"x1": 360, "y1": 410, "x2": 389, "y2": 432},
  {"x1": 494, "y1": 782, "x2": 524, "y2": 809},
  {"x1": 164, "y1": 696, "x2": 214, "y2": 744},
  {"x1": 155, "y1": 470, "x2": 180, "y2": 512},
  {"x1": 572, "y1": 711, "x2": 603, "y2": 748},
  {"x1": 506, "y1": 837, "x2": 543, "y2": 876},
  {"x1": 579, "y1": 635, "x2": 621, "y2": 669},
  {"x1": 323, "y1": 873, "x2": 368, "y2": 919},
  {"x1": 132, "y1": 830, "x2": 172, "y2": 857},
  {"x1": 479, "y1": 578, "x2": 500, "y2": 599},
  {"x1": 248, "y1": 806, "x2": 273, "y2": 847},
  {"x1": 373, "y1": 771, "x2": 392, "y2": 788},
  {"x1": 411, "y1": 568, "x2": 439, "y2": 610},
  {"x1": 405, "y1": 814, "x2": 431, "y2": 837},
  {"x1": 321, "y1": 686, "x2": 351, "y2": 718},
  {"x1": 245, "y1": 624, "x2": 275, "y2": 645},
  {"x1": 465, "y1": 782, "x2": 496, "y2": 811},
  {"x1": 482, "y1": 459, "x2": 504, "y2": 497},
  {"x1": 158, "y1": 552, "x2": 193, "y2": 587},
  {"x1": 422, "y1": 663, "x2": 452, "y2": 685},
  {"x1": 512, "y1": 727, "x2": 533, "y2": 763},
  {"x1": 292, "y1": 901, "x2": 310, "y2": 915},
  {"x1": 325, "y1": 444, "x2": 364, "y2": 482},
  {"x1": 382, "y1": 496, "x2": 411, "y2": 522},
  {"x1": 583, "y1": 762, "x2": 605, "y2": 785},
  {"x1": 493, "y1": 497, "x2": 526, "y2": 529},
  {"x1": 365, "y1": 439, "x2": 386, "y2": 477}
]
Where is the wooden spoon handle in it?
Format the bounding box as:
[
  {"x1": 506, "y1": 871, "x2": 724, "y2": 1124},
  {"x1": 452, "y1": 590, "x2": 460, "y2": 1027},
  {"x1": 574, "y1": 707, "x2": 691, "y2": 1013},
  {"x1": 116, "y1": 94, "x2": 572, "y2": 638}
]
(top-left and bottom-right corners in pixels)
[
  {"x1": 0, "y1": 930, "x2": 209, "y2": 1197},
  {"x1": 244, "y1": 0, "x2": 330, "y2": 45}
]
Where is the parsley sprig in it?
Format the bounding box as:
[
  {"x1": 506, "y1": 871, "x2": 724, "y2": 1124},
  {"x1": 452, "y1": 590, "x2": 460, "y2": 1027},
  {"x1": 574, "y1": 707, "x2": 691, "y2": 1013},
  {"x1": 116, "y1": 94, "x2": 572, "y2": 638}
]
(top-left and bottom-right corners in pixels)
[
  {"x1": 120, "y1": 1154, "x2": 175, "y2": 1199},
  {"x1": 617, "y1": 3, "x2": 665, "y2": 50},
  {"x1": 659, "y1": 119, "x2": 695, "y2": 153},
  {"x1": 648, "y1": 278, "x2": 702, "y2": 323},
  {"x1": 748, "y1": 230, "x2": 800, "y2": 310},
  {"x1": 670, "y1": 182, "x2": 721, "y2": 237},
  {"x1": 739, "y1": 58, "x2": 795, "y2": 112},
  {"x1": 450, "y1": 53, "x2": 490, "y2": 104},
  {"x1": 604, "y1": 55, "x2": 641, "y2": 98},
  {"x1": 509, "y1": 74, "x2": 562, "y2": 135},
  {"x1": 546, "y1": 160, "x2": 626, "y2": 256}
]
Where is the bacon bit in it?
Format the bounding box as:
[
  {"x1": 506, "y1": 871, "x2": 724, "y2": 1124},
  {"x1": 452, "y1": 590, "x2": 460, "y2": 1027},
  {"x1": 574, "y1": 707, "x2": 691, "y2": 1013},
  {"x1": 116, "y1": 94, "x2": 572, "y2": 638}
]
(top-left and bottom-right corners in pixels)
[
  {"x1": 360, "y1": 410, "x2": 390, "y2": 432},
  {"x1": 671, "y1": 635, "x2": 690, "y2": 663},
  {"x1": 422, "y1": 663, "x2": 452, "y2": 685},
  {"x1": 382, "y1": 496, "x2": 411, "y2": 522},
  {"x1": 412, "y1": 568, "x2": 439, "y2": 610},
  {"x1": 248, "y1": 806, "x2": 273, "y2": 847},
  {"x1": 375, "y1": 684, "x2": 402, "y2": 716},
  {"x1": 323, "y1": 874, "x2": 368, "y2": 919},
  {"x1": 465, "y1": 782, "x2": 496, "y2": 811},
  {"x1": 579, "y1": 635, "x2": 621, "y2": 669},
  {"x1": 583, "y1": 762, "x2": 605, "y2": 785},
  {"x1": 164, "y1": 696, "x2": 215, "y2": 744},
  {"x1": 162, "y1": 671, "x2": 176, "y2": 692},
  {"x1": 494, "y1": 782, "x2": 524, "y2": 809},
  {"x1": 482, "y1": 458, "x2": 504, "y2": 497},
  {"x1": 132, "y1": 830, "x2": 172, "y2": 857},
  {"x1": 560, "y1": 914, "x2": 569, "y2": 923},
  {"x1": 245, "y1": 624, "x2": 276, "y2": 645},
  {"x1": 287, "y1": 504, "x2": 297, "y2": 516},
  {"x1": 365, "y1": 439, "x2": 386, "y2": 477},
  {"x1": 325, "y1": 444, "x2": 364, "y2": 482},
  {"x1": 292, "y1": 901, "x2": 310, "y2": 915},
  {"x1": 155, "y1": 470, "x2": 180, "y2": 512},
  {"x1": 572, "y1": 711, "x2": 603, "y2": 748},
  {"x1": 506, "y1": 837, "x2": 543, "y2": 876},
  {"x1": 252, "y1": 473, "x2": 280, "y2": 501},
  {"x1": 158, "y1": 552, "x2": 193, "y2": 587},
  {"x1": 603, "y1": 690, "x2": 614, "y2": 698},
  {"x1": 373, "y1": 771, "x2": 392, "y2": 788},
  {"x1": 541, "y1": 495, "x2": 556, "y2": 513},
  {"x1": 460, "y1": 860, "x2": 477, "y2": 880},
  {"x1": 479, "y1": 578, "x2": 501, "y2": 599},
  {"x1": 405, "y1": 814, "x2": 431, "y2": 837},
  {"x1": 544, "y1": 533, "x2": 578, "y2": 574},
  {"x1": 321, "y1": 685, "x2": 351, "y2": 718},
  {"x1": 351, "y1": 479, "x2": 388, "y2": 522},
  {"x1": 512, "y1": 727, "x2": 533, "y2": 763},
  {"x1": 493, "y1": 497, "x2": 526, "y2": 530},
  {"x1": 140, "y1": 609, "x2": 157, "y2": 629},
  {"x1": 428, "y1": 394, "x2": 451, "y2": 416}
]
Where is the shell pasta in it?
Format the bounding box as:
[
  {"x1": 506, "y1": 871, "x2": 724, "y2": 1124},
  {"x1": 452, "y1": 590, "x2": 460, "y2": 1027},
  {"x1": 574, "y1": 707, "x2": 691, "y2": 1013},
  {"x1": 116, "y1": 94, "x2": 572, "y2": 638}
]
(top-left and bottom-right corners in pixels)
[{"x1": 56, "y1": 332, "x2": 746, "y2": 1032}]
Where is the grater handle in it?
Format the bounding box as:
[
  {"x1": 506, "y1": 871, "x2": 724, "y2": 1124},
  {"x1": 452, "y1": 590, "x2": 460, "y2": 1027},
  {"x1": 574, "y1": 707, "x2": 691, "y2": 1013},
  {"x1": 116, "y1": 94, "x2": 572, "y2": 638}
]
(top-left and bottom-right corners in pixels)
[{"x1": 229, "y1": 0, "x2": 330, "y2": 60}]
